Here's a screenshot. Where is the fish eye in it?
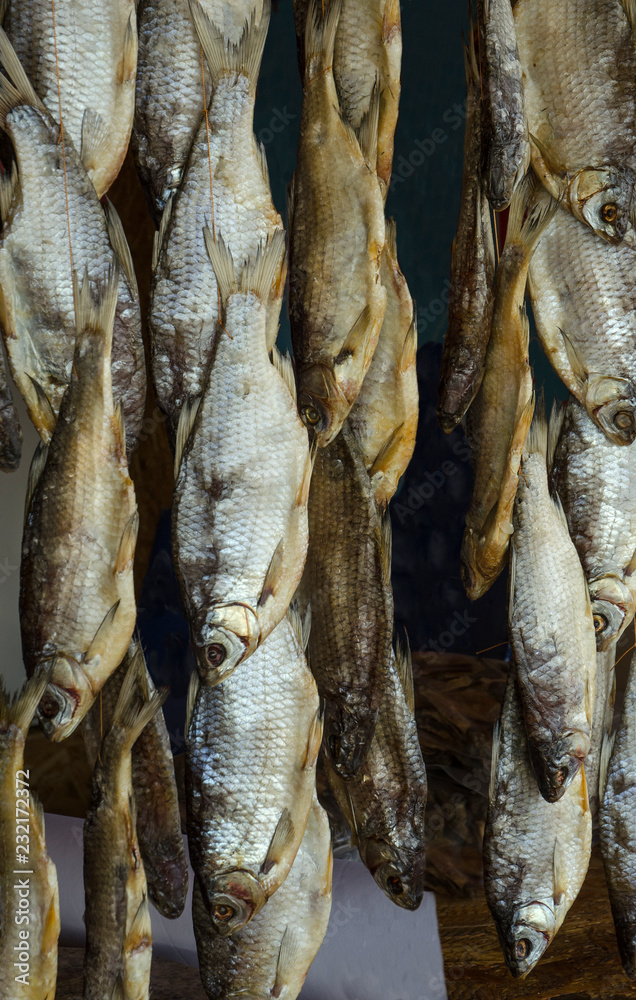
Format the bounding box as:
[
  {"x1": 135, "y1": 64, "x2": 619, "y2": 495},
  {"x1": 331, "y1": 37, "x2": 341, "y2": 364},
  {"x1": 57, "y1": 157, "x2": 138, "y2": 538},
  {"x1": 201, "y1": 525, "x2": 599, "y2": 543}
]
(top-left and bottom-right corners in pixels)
[
  {"x1": 206, "y1": 643, "x2": 226, "y2": 667},
  {"x1": 301, "y1": 404, "x2": 321, "y2": 427},
  {"x1": 593, "y1": 613, "x2": 608, "y2": 634},
  {"x1": 38, "y1": 695, "x2": 59, "y2": 719},
  {"x1": 602, "y1": 202, "x2": 618, "y2": 224},
  {"x1": 516, "y1": 938, "x2": 532, "y2": 960},
  {"x1": 614, "y1": 410, "x2": 634, "y2": 430},
  {"x1": 387, "y1": 875, "x2": 404, "y2": 897},
  {"x1": 213, "y1": 903, "x2": 234, "y2": 922}
]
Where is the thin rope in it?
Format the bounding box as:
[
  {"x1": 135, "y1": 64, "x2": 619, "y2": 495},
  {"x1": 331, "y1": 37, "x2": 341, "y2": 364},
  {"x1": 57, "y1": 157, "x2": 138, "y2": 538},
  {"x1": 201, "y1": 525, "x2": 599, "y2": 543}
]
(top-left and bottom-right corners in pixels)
[{"x1": 475, "y1": 639, "x2": 508, "y2": 656}]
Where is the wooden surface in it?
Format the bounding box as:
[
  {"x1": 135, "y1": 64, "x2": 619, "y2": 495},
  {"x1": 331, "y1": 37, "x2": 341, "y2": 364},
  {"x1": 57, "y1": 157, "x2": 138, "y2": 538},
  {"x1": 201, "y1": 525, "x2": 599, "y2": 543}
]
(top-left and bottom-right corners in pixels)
[
  {"x1": 56, "y1": 947, "x2": 206, "y2": 1000},
  {"x1": 437, "y1": 849, "x2": 636, "y2": 999}
]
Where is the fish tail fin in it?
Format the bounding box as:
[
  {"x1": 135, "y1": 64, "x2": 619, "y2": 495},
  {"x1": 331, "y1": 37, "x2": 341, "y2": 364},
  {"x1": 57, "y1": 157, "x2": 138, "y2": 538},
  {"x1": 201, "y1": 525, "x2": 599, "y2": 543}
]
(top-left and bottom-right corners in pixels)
[
  {"x1": 523, "y1": 391, "x2": 548, "y2": 461},
  {"x1": 204, "y1": 226, "x2": 286, "y2": 308},
  {"x1": 0, "y1": 668, "x2": 51, "y2": 737},
  {"x1": 0, "y1": 27, "x2": 45, "y2": 129},
  {"x1": 304, "y1": 0, "x2": 342, "y2": 83},
  {"x1": 188, "y1": 0, "x2": 270, "y2": 92},
  {"x1": 112, "y1": 652, "x2": 167, "y2": 751},
  {"x1": 505, "y1": 172, "x2": 559, "y2": 258},
  {"x1": 71, "y1": 267, "x2": 120, "y2": 355}
]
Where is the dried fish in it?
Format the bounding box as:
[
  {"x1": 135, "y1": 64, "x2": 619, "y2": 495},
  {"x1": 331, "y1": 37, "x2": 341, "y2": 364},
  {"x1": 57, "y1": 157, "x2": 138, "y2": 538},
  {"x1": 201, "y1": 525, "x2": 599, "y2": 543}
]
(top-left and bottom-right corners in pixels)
[{"x1": 0, "y1": 339, "x2": 21, "y2": 471}]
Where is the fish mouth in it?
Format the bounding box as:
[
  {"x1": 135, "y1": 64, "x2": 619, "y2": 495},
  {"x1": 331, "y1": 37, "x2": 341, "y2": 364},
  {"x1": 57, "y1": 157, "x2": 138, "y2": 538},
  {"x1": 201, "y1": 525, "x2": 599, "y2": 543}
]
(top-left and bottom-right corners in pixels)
[
  {"x1": 198, "y1": 870, "x2": 266, "y2": 937},
  {"x1": 364, "y1": 848, "x2": 425, "y2": 911},
  {"x1": 528, "y1": 732, "x2": 589, "y2": 803},
  {"x1": 585, "y1": 377, "x2": 636, "y2": 445},
  {"x1": 36, "y1": 656, "x2": 94, "y2": 741},
  {"x1": 195, "y1": 604, "x2": 260, "y2": 684},
  {"x1": 297, "y1": 363, "x2": 349, "y2": 447}
]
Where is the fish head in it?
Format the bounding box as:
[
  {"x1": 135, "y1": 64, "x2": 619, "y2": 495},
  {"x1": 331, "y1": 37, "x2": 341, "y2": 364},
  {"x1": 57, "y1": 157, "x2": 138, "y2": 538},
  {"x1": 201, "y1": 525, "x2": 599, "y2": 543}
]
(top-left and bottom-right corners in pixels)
[
  {"x1": 198, "y1": 870, "x2": 266, "y2": 937},
  {"x1": 145, "y1": 855, "x2": 188, "y2": 920},
  {"x1": 194, "y1": 604, "x2": 260, "y2": 685},
  {"x1": 589, "y1": 576, "x2": 635, "y2": 650},
  {"x1": 498, "y1": 901, "x2": 555, "y2": 978},
  {"x1": 362, "y1": 839, "x2": 425, "y2": 911},
  {"x1": 569, "y1": 167, "x2": 635, "y2": 245},
  {"x1": 528, "y1": 731, "x2": 590, "y2": 803},
  {"x1": 297, "y1": 363, "x2": 348, "y2": 447},
  {"x1": 323, "y1": 704, "x2": 373, "y2": 779},
  {"x1": 612, "y1": 907, "x2": 636, "y2": 979},
  {"x1": 585, "y1": 376, "x2": 636, "y2": 446},
  {"x1": 485, "y1": 139, "x2": 531, "y2": 212},
  {"x1": 36, "y1": 656, "x2": 94, "y2": 741}
]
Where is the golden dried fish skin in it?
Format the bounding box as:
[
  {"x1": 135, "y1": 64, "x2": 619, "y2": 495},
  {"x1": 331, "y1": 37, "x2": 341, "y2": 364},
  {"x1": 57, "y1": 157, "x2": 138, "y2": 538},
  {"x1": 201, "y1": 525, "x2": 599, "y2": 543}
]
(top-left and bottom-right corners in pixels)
[
  {"x1": 149, "y1": 0, "x2": 284, "y2": 444},
  {"x1": 2, "y1": 0, "x2": 137, "y2": 197},
  {"x1": 0, "y1": 672, "x2": 60, "y2": 1000},
  {"x1": 325, "y1": 642, "x2": 427, "y2": 910},
  {"x1": 298, "y1": 421, "x2": 393, "y2": 778},
  {"x1": 437, "y1": 27, "x2": 495, "y2": 433},
  {"x1": 193, "y1": 795, "x2": 332, "y2": 1000},
  {"x1": 515, "y1": 0, "x2": 636, "y2": 244},
  {"x1": 484, "y1": 668, "x2": 591, "y2": 978},
  {"x1": 82, "y1": 639, "x2": 188, "y2": 920},
  {"x1": 185, "y1": 613, "x2": 322, "y2": 937},
  {"x1": 509, "y1": 409, "x2": 597, "y2": 802},
  {"x1": 288, "y1": 0, "x2": 386, "y2": 447},
  {"x1": 0, "y1": 29, "x2": 145, "y2": 454},
  {"x1": 133, "y1": 0, "x2": 264, "y2": 223},
  {"x1": 83, "y1": 656, "x2": 166, "y2": 1000},
  {"x1": 349, "y1": 219, "x2": 418, "y2": 509},
  {"x1": 528, "y1": 202, "x2": 636, "y2": 446},
  {"x1": 20, "y1": 274, "x2": 138, "y2": 742},
  {"x1": 173, "y1": 234, "x2": 309, "y2": 683},
  {"x1": 552, "y1": 396, "x2": 636, "y2": 649}
]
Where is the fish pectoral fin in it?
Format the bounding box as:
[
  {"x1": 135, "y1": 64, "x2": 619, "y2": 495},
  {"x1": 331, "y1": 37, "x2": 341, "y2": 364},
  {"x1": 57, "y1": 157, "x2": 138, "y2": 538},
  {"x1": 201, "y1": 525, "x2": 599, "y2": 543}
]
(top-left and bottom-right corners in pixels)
[
  {"x1": 257, "y1": 538, "x2": 285, "y2": 608},
  {"x1": 114, "y1": 512, "x2": 139, "y2": 575},
  {"x1": 174, "y1": 396, "x2": 201, "y2": 479},
  {"x1": 80, "y1": 108, "x2": 111, "y2": 176},
  {"x1": 353, "y1": 76, "x2": 380, "y2": 170},
  {"x1": 271, "y1": 346, "x2": 297, "y2": 402},
  {"x1": 621, "y1": 0, "x2": 636, "y2": 35},
  {"x1": 295, "y1": 444, "x2": 315, "y2": 508},
  {"x1": 125, "y1": 895, "x2": 152, "y2": 956},
  {"x1": 379, "y1": 510, "x2": 393, "y2": 586},
  {"x1": 25, "y1": 439, "x2": 49, "y2": 515},
  {"x1": 303, "y1": 709, "x2": 323, "y2": 771},
  {"x1": 395, "y1": 631, "x2": 415, "y2": 715},
  {"x1": 488, "y1": 719, "x2": 501, "y2": 804},
  {"x1": 86, "y1": 601, "x2": 121, "y2": 666},
  {"x1": 0, "y1": 28, "x2": 46, "y2": 127},
  {"x1": 599, "y1": 732, "x2": 616, "y2": 802},
  {"x1": 337, "y1": 304, "x2": 374, "y2": 363},
  {"x1": 560, "y1": 328, "x2": 588, "y2": 386},
  {"x1": 25, "y1": 374, "x2": 55, "y2": 438},
  {"x1": 369, "y1": 424, "x2": 404, "y2": 482},
  {"x1": 256, "y1": 138, "x2": 271, "y2": 188},
  {"x1": 552, "y1": 837, "x2": 566, "y2": 901},
  {"x1": 119, "y1": 12, "x2": 138, "y2": 85},
  {"x1": 185, "y1": 668, "x2": 200, "y2": 733},
  {"x1": 0, "y1": 158, "x2": 18, "y2": 218},
  {"x1": 260, "y1": 808, "x2": 295, "y2": 876},
  {"x1": 547, "y1": 399, "x2": 565, "y2": 473},
  {"x1": 104, "y1": 198, "x2": 138, "y2": 295},
  {"x1": 398, "y1": 317, "x2": 418, "y2": 374},
  {"x1": 41, "y1": 892, "x2": 60, "y2": 957},
  {"x1": 152, "y1": 194, "x2": 174, "y2": 271},
  {"x1": 272, "y1": 926, "x2": 302, "y2": 999}
]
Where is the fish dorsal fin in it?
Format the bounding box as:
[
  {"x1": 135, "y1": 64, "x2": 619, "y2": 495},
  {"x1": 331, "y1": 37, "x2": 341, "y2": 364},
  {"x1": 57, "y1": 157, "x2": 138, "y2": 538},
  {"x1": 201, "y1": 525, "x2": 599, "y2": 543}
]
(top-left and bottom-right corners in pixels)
[
  {"x1": 80, "y1": 108, "x2": 111, "y2": 177},
  {"x1": 114, "y1": 512, "x2": 139, "y2": 575},
  {"x1": 0, "y1": 158, "x2": 18, "y2": 218},
  {"x1": 271, "y1": 347, "x2": 297, "y2": 402},
  {"x1": 354, "y1": 77, "x2": 380, "y2": 170},
  {"x1": 547, "y1": 398, "x2": 565, "y2": 474},
  {"x1": 174, "y1": 396, "x2": 201, "y2": 480},
  {"x1": 379, "y1": 510, "x2": 392, "y2": 586},
  {"x1": 398, "y1": 316, "x2": 417, "y2": 374},
  {"x1": 599, "y1": 732, "x2": 616, "y2": 802},
  {"x1": 395, "y1": 632, "x2": 415, "y2": 715},
  {"x1": 121, "y1": 12, "x2": 137, "y2": 84},
  {"x1": 189, "y1": 0, "x2": 269, "y2": 91},
  {"x1": 185, "y1": 668, "x2": 200, "y2": 733},
  {"x1": 304, "y1": 0, "x2": 342, "y2": 84},
  {"x1": 152, "y1": 194, "x2": 174, "y2": 271},
  {"x1": 25, "y1": 439, "x2": 49, "y2": 515},
  {"x1": 203, "y1": 227, "x2": 236, "y2": 306},
  {"x1": 560, "y1": 328, "x2": 588, "y2": 386},
  {"x1": 302, "y1": 709, "x2": 323, "y2": 771},
  {"x1": 5, "y1": 668, "x2": 52, "y2": 736},
  {"x1": 256, "y1": 138, "x2": 271, "y2": 188},
  {"x1": 26, "y1": 375, "x2": 55, "y2": 437},
  {"x1": 272, "y1": 926, "x2": 302, "y2": 999},
  {"x1": 129, "y1": 640, "x2": 152, "y2": 699},
  {"x1": 287, "y1": 601, "x2": 305, "y2": 649},
  {"x1": 0, "y1": 27, "x2": 46, "y2": 126},
  {"x1": 550, "y1": 489, "x2": 570, "y2": 534},
  {"x1": 488, "y1": 719, "x2": 501, "y2": 804},
  {"x1": 385, "y1": 216, "x2": 398, "y2": 259},
  {"x1": 257, "y1": 537, "x2": 285, "y2": 608},
  {"x1": 104, "y1": 199, "x2": 138, "y2": 295},
  {"x1": 86, "y1": 601, "x2": 121, "y2": 664},
  {"x1": 261, "y1": 807, "x2": 295, "y2": 875},
  {"x1": 301, "y1": 604, "x2": 312, "y2": 651}
]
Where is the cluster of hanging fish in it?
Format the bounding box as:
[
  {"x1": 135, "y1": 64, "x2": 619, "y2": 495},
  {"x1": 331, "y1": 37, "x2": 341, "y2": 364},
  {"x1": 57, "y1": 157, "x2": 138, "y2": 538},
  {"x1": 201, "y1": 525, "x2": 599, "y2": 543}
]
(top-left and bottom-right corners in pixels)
[
  {"x1": 0, "y1": 0, "x2": 429, "y2": 998},
  {"x1": 438, "y1": 0, "x2": 636, "y2": 980}
]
